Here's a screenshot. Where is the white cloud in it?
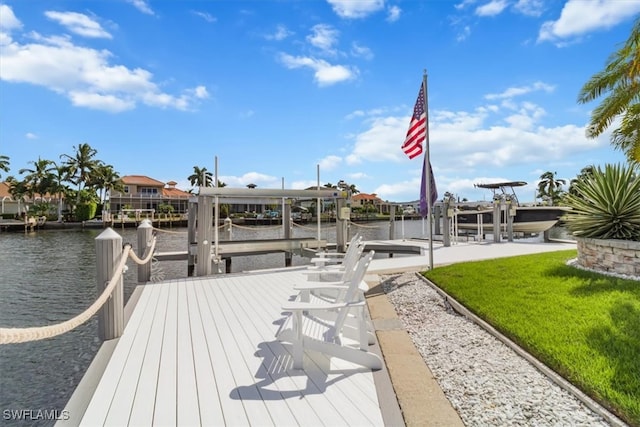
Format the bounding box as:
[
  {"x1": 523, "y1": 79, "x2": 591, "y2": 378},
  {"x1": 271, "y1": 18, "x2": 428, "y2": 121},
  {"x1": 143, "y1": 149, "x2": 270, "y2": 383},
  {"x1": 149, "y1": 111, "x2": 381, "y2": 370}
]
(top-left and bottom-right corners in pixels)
[
  {"x1": 387, "y1": 6, "x2": 401, "y2": 22},
  {"x1": 265, "y1": 24, "x2": 293, "y2": 41},
  {"x1": 342, "y1": 87, "x2": 607, "y2": 200},
  {"x1": 485, "y1": 81, "x2": 555, "y2": 100},
  {"x1": 192, "y1": 11, "x2": 216, "y2": 23},
  {"x1": 278, "y1": 53, "x2": 358, "y2": 86},
  {"x1": 475, "y1": 0, "x2": 509, "y2": 17},
  {"x1": 127, "y1": 0, "x2": 154, "y2": 15},
  {"x1": 318, "y1": 155, "x2": 343, "y2": 171},
  {"x1": 457, "y1": 25, "x2": 471, "y2": 42},
  {"x1": 25, "y1": 132, "x2": 38, "y2": 139},
  {"x1": 513, "y1": 0, "x2": 544, "y2": 17},
  {"x1": 307, "y1": 24, "x2": 339, "y2": 55},
  {"x1": 455, "y1": 0, "x2": 477, "y2": 11},
  {"x1": 351, "y1": 42, "x2": 373, "y2": 60},
  {"x1": 0, "y1": 4, "x2": 22, "y2": 32},
  {"x1": 45, "y1": 11, "x2": 111, "y2": 39},
  {"x1": 0, "y1": 7, "x2": 208, "y2": 113},
  {"x1": 326, "y1": 0, "x2": 385, "y2": 19},
  {"x1": 538, "y1": 0, "x2": 640, "y2": 44}
]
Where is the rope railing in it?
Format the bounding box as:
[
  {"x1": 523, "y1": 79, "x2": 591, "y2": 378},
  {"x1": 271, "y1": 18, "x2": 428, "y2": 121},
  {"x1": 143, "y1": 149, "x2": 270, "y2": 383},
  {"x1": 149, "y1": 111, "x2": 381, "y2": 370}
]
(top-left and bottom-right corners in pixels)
[
  {"x1": 349, "y1": 220, "x2": 382, "y2": 229},
  {"x1": 152, "y1": 227, "x2": 187, "y2": 235},
  {"x1": 230, "y1": 223, "x2": 282, "y2": 231},
  {"x1": 0, "y1": 237, "x2": 157, "y2": 345}
]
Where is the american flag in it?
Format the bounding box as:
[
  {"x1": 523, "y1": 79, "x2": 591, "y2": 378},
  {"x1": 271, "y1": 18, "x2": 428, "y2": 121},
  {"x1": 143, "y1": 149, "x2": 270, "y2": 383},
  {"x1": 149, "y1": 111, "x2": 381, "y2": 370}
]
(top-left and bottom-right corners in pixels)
[{"x1": 401, "y1": 83, "x2": 427, "y2": 159}]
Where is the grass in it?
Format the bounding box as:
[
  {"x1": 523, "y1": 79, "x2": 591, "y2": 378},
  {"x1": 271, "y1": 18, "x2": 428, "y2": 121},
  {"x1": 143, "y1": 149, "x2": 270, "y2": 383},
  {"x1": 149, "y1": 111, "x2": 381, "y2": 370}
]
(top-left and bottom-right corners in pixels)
[{"x1": 423, "y1": 250, "x2": 640, "y2": 426}]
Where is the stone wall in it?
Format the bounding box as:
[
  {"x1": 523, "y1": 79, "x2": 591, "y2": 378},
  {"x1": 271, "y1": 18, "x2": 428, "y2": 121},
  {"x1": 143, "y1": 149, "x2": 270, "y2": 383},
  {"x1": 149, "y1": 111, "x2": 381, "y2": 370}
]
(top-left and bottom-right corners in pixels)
[{"x1": 576, "y1": 237, "x2": 640, "y2": 277}]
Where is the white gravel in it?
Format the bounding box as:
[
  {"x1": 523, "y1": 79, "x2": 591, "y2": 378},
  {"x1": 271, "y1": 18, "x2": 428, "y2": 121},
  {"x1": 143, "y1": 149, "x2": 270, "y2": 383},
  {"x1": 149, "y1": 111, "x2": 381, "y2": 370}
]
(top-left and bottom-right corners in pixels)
[{"x1": 382, "y1": 272, "x2": 621, "y2": 427}]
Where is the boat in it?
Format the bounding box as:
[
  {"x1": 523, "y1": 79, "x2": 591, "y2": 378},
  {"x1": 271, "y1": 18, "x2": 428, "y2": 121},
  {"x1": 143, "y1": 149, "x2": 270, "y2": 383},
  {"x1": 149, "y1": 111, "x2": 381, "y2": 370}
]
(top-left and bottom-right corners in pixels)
[{"x1": 453, "y1": 181, "x2": 570, "y2": 235}]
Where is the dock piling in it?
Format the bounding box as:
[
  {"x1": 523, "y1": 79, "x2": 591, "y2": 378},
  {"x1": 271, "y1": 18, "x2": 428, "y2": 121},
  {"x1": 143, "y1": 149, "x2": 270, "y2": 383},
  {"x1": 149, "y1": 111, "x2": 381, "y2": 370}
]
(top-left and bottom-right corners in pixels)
[
  {"x1": 137, "y1": 219, "x2": 153, "y2": 283},
  {"x1": 95, "y1": 228, "x2": 124, "y2": 341}
]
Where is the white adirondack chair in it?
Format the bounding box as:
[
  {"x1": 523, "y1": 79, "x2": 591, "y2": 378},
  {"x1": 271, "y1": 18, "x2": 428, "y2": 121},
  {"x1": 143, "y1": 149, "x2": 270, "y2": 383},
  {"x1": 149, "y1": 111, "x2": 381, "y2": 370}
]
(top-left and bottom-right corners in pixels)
[
  {"x1": 278, "y1": 250, "x2": 382, "y2": 370},
  {"x1": 308, "y1": 233, "x2": 362, "y2": 269}
]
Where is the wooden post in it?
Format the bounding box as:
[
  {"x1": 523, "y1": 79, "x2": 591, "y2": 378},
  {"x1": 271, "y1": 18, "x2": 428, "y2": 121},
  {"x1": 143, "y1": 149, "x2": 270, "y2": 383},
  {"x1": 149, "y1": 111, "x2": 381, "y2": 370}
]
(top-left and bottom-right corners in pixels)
[
  {"x1": 434, "y1": 204, "x2": 441, "y2": 235},
  {"x1": 283, "y1": 202, "x2": 292, "y2": 267},
  {"x1": 224, "y1": 217, "x2": 232, "y2": 241},
  {"x1": 506, "y1": 199, "x2": 514, "y2": 242},
  {"x1": 336, "y1": 198, "x2": 346, "y2": 253},
  {"x1": 187, "y1": 200, "x2": 197, "y2": 276},
  {"x1": 137, "y1": 219, "x2": 153, "y2": 283},
  {"x1": 443, "y1": 199, "x2": 451, "y2": 247},
  {"x1": 493, "y1": 197, "x2": 502, "y2": 243},
  {"x1": 196, "y1": 195, "x2": 213, "y2": 276},
  {"x1": 389, "y1": 205, "x2": 396, "y2": 240},
  {"x1": 96, "y1": 228, "x2": 124, "y2": 341}
]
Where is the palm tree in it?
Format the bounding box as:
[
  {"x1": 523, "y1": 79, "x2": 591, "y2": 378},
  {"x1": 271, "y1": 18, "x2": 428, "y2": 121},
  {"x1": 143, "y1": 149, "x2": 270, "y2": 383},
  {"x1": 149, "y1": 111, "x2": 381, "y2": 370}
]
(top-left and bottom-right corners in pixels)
[
  {"x1": 60, "y1": 143, "x2": 99, "y2": 201},
  {"x1": 50, "y1": 162, "x2": 72, "y2": 222},
  {"x1": 578, "y1": 17, "x2": 640, "y2": 163},
  {"x1": 568, "y1": 165, "x2": 596, "y2": 197},
  {"x1": 537, "y1": 171, "x2": 566, "y2": 206},
  {"x1": 188, "y1": 166, "x2": 213, "y2": 188},
  {"x1": 0, "y1": 155, "x2": 9, "y2": 179},
  {"x1": 88, "y1": 163, "x2": 122, "y2": 204},
  {"x1": 18, "y1": 157, "x2": 54, "y2": 199}
]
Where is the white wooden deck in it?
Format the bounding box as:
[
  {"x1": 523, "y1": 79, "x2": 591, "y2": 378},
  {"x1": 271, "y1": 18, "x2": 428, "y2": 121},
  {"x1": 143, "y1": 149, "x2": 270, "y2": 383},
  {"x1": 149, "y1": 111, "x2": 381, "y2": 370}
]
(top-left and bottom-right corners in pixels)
[{"x1": 79, "y1": 268, "x2": 385, "y2": 426}]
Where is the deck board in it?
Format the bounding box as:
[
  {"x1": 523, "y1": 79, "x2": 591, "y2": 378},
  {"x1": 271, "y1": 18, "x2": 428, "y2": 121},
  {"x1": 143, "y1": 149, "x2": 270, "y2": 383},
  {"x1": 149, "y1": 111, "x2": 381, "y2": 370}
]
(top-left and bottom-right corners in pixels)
[{"x1": 76, "y1": 268, "x2": 384, "y2": 426}]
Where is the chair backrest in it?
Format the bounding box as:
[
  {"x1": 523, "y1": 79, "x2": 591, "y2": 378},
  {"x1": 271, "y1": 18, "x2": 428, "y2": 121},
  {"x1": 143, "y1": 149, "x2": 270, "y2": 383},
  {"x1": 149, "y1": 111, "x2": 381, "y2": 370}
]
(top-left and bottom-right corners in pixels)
[
  {"x1": 339, "y1": 236, "x2": 364, "y2": 279},
  {"x1": 342, "y1": 250, "x2": 374, "y2": 303},
  {"x1": 332, "y1": 250, "x2": 375, "y2": 339}
]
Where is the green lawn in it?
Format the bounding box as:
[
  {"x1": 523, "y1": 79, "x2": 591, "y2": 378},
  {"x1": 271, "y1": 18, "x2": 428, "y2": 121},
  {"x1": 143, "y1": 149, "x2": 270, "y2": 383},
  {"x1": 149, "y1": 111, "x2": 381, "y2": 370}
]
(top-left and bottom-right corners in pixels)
[{"x1": 423, "y1": 250, "x2": 640, "y2": 426}]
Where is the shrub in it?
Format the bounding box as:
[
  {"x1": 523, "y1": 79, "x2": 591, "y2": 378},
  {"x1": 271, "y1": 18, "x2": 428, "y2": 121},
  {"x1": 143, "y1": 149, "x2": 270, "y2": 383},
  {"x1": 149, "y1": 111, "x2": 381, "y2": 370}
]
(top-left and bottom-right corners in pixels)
[
  {"x1": 563, "y1": 163, "x2": 640, "y2": 241},
  {"x1": 75, "y1": 202, "x2": 97, "y2": 221}
]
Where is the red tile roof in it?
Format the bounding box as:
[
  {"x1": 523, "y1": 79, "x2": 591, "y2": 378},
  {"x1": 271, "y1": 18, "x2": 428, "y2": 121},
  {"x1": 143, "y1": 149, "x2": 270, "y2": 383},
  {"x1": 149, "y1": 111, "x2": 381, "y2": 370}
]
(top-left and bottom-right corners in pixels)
[{"x1": 121, "y1": 175, "x2": 165, "y2": 187}]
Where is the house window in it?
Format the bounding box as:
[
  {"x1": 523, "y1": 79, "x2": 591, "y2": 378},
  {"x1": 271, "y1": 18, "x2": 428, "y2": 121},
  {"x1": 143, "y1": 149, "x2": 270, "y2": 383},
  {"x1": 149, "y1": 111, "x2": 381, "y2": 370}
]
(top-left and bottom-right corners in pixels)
[
  {"x1": 140, "y1": 188, "x2": 158, "y2": 195},
  {"x1": 123, "y1": 186, "x2": 129, "y2": 194}
]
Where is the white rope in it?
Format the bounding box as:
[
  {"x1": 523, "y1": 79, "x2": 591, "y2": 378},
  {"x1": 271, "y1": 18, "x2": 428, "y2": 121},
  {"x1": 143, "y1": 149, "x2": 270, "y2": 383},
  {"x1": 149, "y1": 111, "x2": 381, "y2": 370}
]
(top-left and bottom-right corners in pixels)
[
  {"x1": 152, "y1": 227, "x2": 187, "y2": 235},
  {"x1": 231, "y1": 223, "x2": 282, "y2": 231},
  {"x1": 0, "y1": 239, "x2": 155, "y2": 345},
  {"x1": 349, "y1": 221, "x2": 381, "y2": 229},
  {"x1": 291, "y1": 222, "x2": 336, "y2": 231},
  {"x1": 128, "y1": 236, "x2": 157, "y2": 265}
]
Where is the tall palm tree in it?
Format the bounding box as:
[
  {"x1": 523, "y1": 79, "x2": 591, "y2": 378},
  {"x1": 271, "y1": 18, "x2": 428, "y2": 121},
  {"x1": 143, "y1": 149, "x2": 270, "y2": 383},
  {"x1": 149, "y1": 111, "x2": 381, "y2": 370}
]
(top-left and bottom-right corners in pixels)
[
  {"x1": 537, "y1": 171, "x2": 566, "y2": 206},
  {"x1": 18, "y1": 157, "x2": 54, "y2": 199},
  {"x1": 88, "y1": 163, "x2": 123, "y2": 205},
  {"x1": 188, "y1": 166, "x2": 213, "y2": 188},
  {"x1": 60, "y1": 143, "x2": 99, "y2": 202},
  {"x1": 0, "y1": 155, "x2": 9, "y2": 179},
  {"x1": 578, "y1": 17, "x2": 640, "y2": 163},
  {"x1": 50, "y1": 162, "x2": 72, "y2": 222}
]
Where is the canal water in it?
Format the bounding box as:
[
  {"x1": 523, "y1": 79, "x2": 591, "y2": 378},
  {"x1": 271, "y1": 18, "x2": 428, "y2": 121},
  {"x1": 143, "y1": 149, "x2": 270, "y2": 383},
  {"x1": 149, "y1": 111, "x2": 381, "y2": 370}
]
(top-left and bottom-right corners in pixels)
[{"x1": 0, "y1": 220, "x2": 566, "y2": 426}]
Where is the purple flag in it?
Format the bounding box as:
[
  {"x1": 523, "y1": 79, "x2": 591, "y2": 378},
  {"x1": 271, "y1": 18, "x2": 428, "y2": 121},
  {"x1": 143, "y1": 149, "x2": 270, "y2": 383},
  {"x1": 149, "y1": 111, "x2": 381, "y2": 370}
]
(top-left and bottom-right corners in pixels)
[{"x1": 419, "y1": 159, "x2": 438, "y2": 218}]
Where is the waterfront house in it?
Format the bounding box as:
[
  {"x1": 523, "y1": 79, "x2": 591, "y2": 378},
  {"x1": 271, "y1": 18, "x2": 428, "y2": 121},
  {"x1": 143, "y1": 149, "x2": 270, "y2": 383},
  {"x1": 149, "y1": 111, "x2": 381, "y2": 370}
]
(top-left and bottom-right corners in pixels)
[
  {"x1": 352, "y1": 193, "x2": 392, "y2": 215},
  {"x1": 108, "y1": 175, "x2": 191, "y2": 214}
]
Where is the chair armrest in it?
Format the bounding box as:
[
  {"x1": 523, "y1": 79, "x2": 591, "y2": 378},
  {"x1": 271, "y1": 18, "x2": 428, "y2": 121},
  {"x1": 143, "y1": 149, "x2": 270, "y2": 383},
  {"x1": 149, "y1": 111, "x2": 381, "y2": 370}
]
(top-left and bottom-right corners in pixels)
[{"x1": 282, "y1": 300, "x2": 365, "y2": 312}]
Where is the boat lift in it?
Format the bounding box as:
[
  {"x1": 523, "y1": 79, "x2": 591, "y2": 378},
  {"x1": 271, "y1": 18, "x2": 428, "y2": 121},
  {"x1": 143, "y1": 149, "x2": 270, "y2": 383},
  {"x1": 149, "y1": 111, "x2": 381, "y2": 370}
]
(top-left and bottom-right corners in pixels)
[{"x1": 192, "y1": 187, "x2": 351, "y2": 276}]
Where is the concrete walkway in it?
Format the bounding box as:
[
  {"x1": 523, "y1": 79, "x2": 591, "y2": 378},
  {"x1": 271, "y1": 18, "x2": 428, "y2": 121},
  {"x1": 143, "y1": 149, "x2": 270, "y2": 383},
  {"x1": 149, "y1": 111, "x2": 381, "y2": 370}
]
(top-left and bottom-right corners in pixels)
[{"x1": 363, "y1": 239, "x2": 576, "y2": 426}]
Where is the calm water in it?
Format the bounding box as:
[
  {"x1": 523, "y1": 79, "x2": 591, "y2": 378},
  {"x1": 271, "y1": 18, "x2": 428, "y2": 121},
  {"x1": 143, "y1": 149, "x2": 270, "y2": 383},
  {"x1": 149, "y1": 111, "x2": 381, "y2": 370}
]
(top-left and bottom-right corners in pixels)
[{"x1": 0, "y1": 219, "x2": 565, "y2": 426}]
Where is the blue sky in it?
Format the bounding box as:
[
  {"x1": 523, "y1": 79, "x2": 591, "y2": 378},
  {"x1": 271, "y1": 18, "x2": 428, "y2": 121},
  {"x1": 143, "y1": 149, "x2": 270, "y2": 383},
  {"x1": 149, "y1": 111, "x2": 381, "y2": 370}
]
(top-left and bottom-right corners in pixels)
[{"x1": 0, "y1": 0, "x2": 638, "y2": 203}]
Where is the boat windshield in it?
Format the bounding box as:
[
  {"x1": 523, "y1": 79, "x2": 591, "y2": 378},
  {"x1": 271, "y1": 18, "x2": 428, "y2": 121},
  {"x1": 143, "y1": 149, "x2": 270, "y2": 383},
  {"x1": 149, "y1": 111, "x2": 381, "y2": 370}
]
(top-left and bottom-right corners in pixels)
[{"x1": 474, "y1": 181, "x2": 527, "y2": 205}]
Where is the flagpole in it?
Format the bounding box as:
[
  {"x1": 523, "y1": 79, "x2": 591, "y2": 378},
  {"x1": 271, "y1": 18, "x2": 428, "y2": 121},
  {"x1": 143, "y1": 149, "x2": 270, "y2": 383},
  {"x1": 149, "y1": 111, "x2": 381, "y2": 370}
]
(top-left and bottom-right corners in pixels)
[{"x1": 423, "y1": 70, "x2": 434, "y2": 270}]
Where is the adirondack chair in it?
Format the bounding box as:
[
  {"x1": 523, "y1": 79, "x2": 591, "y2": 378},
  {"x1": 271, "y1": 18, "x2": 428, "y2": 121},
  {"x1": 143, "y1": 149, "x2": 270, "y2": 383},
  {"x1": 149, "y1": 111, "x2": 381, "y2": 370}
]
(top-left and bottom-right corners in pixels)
[
  {"x1": 303, "y1": 234, "x2": 364, "y2": 284},
  {"x1": 278, "y1": 250, "x2": 382, "y2": 370},
  {"x1": 299, "y1": 237, "x2": 366, "y2": 301},
  {"x1": 308, "y1": 233, "x2": 362, "y2": 269}
]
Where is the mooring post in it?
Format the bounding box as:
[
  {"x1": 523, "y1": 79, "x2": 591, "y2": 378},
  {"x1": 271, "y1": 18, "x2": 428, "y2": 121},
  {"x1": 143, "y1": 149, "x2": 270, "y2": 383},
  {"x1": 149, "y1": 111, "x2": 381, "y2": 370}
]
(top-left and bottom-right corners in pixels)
[
  {"x1": 95, "y1": 228, "x2": 124, "y2": 341},
  {"x1": 224, "y1": 217, "x2": 232, "y2": 241},
  {"x1": 443, "y1": 199, "x2": 451, "y2": 247},
  {"x1": 389, "y1": 205, "x2": 396, "y2": 240},
  {"x1": 187, "y1": 199, "x2": 197, "y2": 276},
  {"x1": 196, "y1": 195, "x2": 213, "y2": 276},
  {"x1": 137, "y1": 219, "x2": 153, "y2": 283},
  {"x1": 506, "y1": 198, "x2": 515, "y2": 242},
  {"x1": 493, "y1": 196, "x2": 502, "y2": 243}
]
